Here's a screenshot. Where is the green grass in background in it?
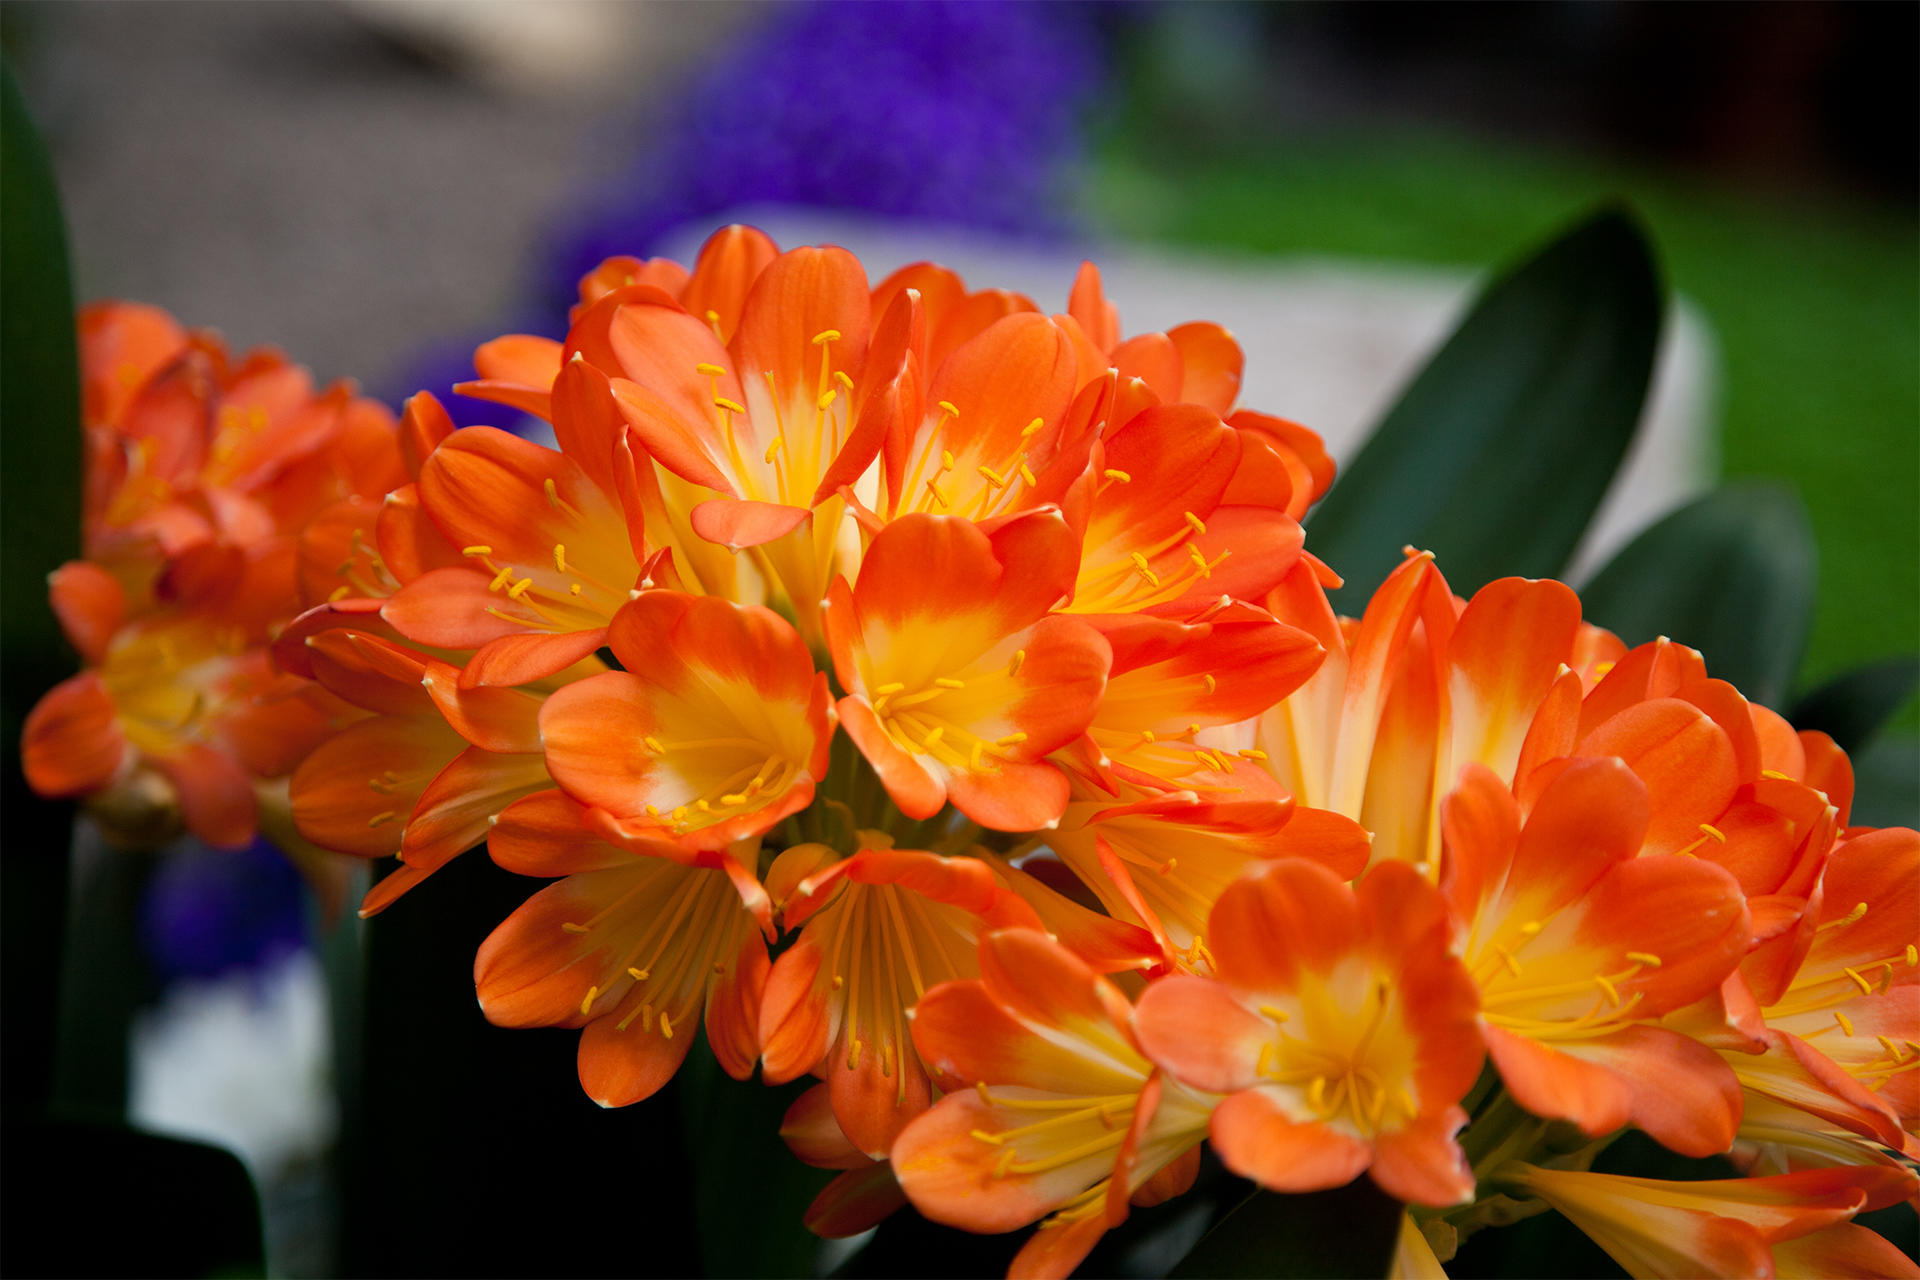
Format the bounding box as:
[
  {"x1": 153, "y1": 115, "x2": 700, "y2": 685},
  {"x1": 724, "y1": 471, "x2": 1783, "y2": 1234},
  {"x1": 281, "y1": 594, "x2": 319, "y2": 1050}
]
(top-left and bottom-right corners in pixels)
[{"x1": 1090, "y1": 131, "x2": 1918, "y2": 723}]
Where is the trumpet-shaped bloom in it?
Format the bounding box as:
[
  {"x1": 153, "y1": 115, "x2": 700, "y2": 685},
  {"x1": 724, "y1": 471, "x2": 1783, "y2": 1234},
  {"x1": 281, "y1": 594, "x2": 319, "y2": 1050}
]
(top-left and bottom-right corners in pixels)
[
  {"x1": 1497, "y1": 1161, "x2": 1918, "y2": 1280},
  {"x1": 897, "y1": 929, "x2": 1213, "y2": 1280},
  {"x1": 825, "y1": 512, "x2": 1109, "y2": 831},
  {"x1": 476, "y1": 791, "x2": 769, "y2": 1107},
  {"x1": 1135, "y1": 859, "x2": 1482, "y2": 1206},
  {"x1": 540, "y1": 591, "x2": 832, "y2": 853},
  {"x1": 1439, "y1": 760, "x2": 1751, "y2": 1155},
  {"x1": 759, "y1": 843, "x2": 1041, "y2": 1158}
]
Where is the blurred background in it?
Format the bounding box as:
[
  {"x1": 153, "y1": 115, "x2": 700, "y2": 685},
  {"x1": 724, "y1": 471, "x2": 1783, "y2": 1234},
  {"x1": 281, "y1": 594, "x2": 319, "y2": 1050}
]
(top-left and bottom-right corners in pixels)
[{"x1": 4, "y1": 2, "x2": 1914, "y2": 1273}]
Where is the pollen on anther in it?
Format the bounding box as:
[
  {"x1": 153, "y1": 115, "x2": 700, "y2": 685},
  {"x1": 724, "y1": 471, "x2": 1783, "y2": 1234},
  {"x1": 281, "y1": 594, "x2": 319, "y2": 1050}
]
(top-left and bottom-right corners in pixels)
[
  {"x1": 1007, "y1": 650, "x2": 1026, "y2": 676},
  {"x1": 935, "y1": 677, "x2": 966, "y2": 690},
  {"x1": 834, "y1": 370, "x2": 854, "y2": 390},
  {"x1": 1022, "y1": 417, "x2": 1045, "y2": 437},
  {"x1": 1184, "y1": 511, "x2": 1207, "y2": 535},
  {"x1": 714, "y1": 396, "x2": 746, "y2": 414},
  {"x1": 367, "y1": 810, "x2": 396, "y2": 827},
  {"x1": 660, "y1": 1012, "x2": 674, "y2": 1039},
  {"x1": 695, "y1": 362, "x2": 727, "y2": 377},
  {"x1": 995, "y1": 732, "x2": 1028, "y2": 747},
  {"x1": 1203, "y1": 674, "x2": 1217, "y2": 695},
  {"x1": 937, "y1": 400, "x2": 961, "y2": 419},
  {"x1": 628, "y1": 967, "x2": 649, "y2": 981},
  {"x1": 812, "y1": 329, "x2": 842, "y2": 345},
  {"x1": 1698, "y1": 823, "x2": 1726, "y2": 843},
  {"x1": 643, "y1": 736, "x2": 665, "y2": 753},
  {"x1": 1103, "y1": 468, "x2": 1131, "y2": 483},
  {"x1": 463, "y1": 545, "x2": 493, "y2": 556},
  {"x1": 552, "y1": 544, "x2": 568, "y2": 573},
  {"x1": 580, "y1": 986, "x2": 599, "y2": 1016},
  {"x1": 543, "y1": 478, "x2": 561, "y2": 508}
]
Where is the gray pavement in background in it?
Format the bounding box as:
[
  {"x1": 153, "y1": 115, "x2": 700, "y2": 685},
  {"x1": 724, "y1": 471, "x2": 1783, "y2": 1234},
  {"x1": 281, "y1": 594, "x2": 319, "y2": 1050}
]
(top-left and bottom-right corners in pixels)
[{"x1": 8, "y1": 0, "x2": 751, "y2": 390}]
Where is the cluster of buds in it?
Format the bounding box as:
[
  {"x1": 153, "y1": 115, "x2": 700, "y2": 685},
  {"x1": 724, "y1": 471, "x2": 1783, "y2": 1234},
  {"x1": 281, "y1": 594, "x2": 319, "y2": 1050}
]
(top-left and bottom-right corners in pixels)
[{"x1": 26, "y1": 229, "x2": 1916, "y2": 1278}]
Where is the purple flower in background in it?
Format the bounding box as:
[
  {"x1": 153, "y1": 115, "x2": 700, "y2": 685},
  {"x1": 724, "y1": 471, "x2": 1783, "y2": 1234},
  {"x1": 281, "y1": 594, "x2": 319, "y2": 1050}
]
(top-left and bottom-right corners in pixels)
[
  {"x1": 384, "y1": 0, "x2": 1110, "y2": 417},
  {"x1": 140, "y1": 840, "x2": 308, "y2": 984}
]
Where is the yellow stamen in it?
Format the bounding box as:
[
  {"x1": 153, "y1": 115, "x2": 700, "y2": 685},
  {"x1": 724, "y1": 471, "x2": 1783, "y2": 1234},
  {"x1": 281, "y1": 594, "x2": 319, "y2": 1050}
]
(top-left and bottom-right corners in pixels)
[
  {"x1": 1022, "y1": 417, "x2": 1045, "y2": 438},
  {"x1": 1183, "y1": 511, "x2": 1207, "y2": 534},
  {"x1": 713, "y1": 396, "x2": 746, "y2": 414},
  {"x1": 995, "y1": 733, "x2": 1027, "y2": 747},
  {"x1": 812, "y1": 329, "x2": 842, "y2": 345},
  {"x1": 695, "y1": 362, "x2": 726, "y2": 377},
  {"x1": 1625, "y1": 951, "x2": 1663, "y2": 967},
  {"x1": 659, "y1": 1012, "x2": 673, "y2": 1039},
  {"x1": 1835, "y1": 1011, "x2": 1856, "y2": 1037},
  {"x1": 580, "y1": 986, "x2": 599, "y2": 1016},
  {"x1": 628, "y1": 967, "x2": 649, "y2": 981},
  {"x1": 934, "y1": 677, "x2": 966, "y2": 689},
  {"x1": 1699, "y1": 822, "x2": 1726, "y2": 843},
  {"x1": 1203, "y1": 674, "x2": 1217, "y2": 695},
  {"x1": 463, "y1": 545, "x2": 493, "y2": 557},
  {"x1": 561, "y1": 922, "x2": 590, "y2": 935},
  {"x1": 834, "y1": 370, "x2": 854, "y2": 390},
  {"x1": 1007, "y1": 650, "x2": 1026, "y2": 676},
  {"x1": 552, "y1": 544, "x2": 568, "y2": 573},
  {"x1": 1237, "y1": 748, "x2": 1267, "y2": 761},
  {"x1": 543, "y1": 478, "x2": 561, "y2": 508},
  {"x1": 643, "y1": 736, "x2": 664, "y2": 753},
  {"x1": 328, "y1": 585, "x2": 351, "y2": 602},
  {"x1": 937, "y1": 400, "x2": 960, "y2": 419},
  {"x1": 765, "y1": 436, "x2": 785, "y2": 462},
  {"x1": 1103, "y1": 469, "x2": 1131, "y2": 483},
  {"x1": 366, "y1": 810, "x2": 396, "y2": 827}
]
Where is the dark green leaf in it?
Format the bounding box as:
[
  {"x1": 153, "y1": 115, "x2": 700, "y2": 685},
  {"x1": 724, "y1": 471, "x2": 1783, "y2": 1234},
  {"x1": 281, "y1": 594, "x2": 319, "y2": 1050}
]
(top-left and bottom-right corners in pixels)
[
  {"x1": 1, "y1": 59, "x2": 81, "y2": 1119},
  {"x1": 1307, "y1": 205, "x2": 1662, "y2": 604},
  {"x1": 1169, "y1": 1177, "x2": 1403, "y2": 1278},
  {"x1": 1789, "y1": 658, "x2": 1920, "y2": 755},
  {"x1": 4, "y1": 1121, "x2": 264, "y2": 1277},
  {"x1": 1850, "y1": 731, "x2": 1920, "y2": 831},
  {"x1": 1578, "y1": 482, "x2": 1816, "y2": 709}
]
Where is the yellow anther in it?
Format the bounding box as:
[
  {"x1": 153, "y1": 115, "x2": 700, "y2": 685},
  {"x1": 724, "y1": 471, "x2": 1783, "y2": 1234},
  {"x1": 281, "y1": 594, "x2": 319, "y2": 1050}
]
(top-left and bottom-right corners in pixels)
[
  {"x1": 995, "y1": 733, "x2": 1028, "y2": 747},
  {"x1": 1254, "y1": 1042, "x2": 1275, "y2": 1078},
  {"x1": 1258, "y1": 1004, "x2": 1290, "y2": 1022},
  {"x1": 367, "y1": 810, "x2": 396, "y2": 827},
  {"x1": 1878, "y1": 1035, "x2": 1904, "y2": 1060},
  {"x1": 1008, "y1": 650, "x2": 1026, "y2": 676},
  {"x1": 1822, "y1": 901, "x2": 1869, "y2": 930},
  {"x1": 921, "y1": 726, "x2": 945, "y2": 748},
  {"x1": 1203, "y1": 674, "x2": 1217, "y2": 695},
  {"x1": 328, "y1": 584, "x2": 351, "y2": 602},
  {"x1": 977, "y1": 464, "x2": 1006, "y2": 489},
  {"x1": 544, "y1": 478, "x2": 561, "y2": 508},
  {"x1": 765, "y1": 436, "x2": 786, "y2": 462},
  {"x1": 1845, "y1": 966, "x2": 1874, "y2": 996},
  {"x1": 1129, "y1": 551, "x2": 1160, "y2": 587},
  {"x1": 969, "y1": 1128, "x2": 1006, "y2": 1146},
  {"x1": 832, "y1": 974, "x2": 845, "y2": 990},
  {"x1": 834, "y1": 370, "x2": 854, "y2": 390},
  {"x1": 1103, "y1": 468, "x2": 1131, "y2": 483},
  {"x1": 695, "y1": 799, "x2": 712, "y2": 812},
  {"x1": 925, "y1": 479, "x2": 950, "y2": 508},
  {"x1": 938, "y1": 450, "x2": 956, "y2": 472},
  {"x1": 1699, "y1": 823, "x2": 1726, "y2": 843},
  {"x1": 713, "y1": 396, "x2": 746, "y2": 414},
  {"x1": 1835, "y1": 1011, "x2": 1856, "y2": 1037},
  {"x1": 1594, "y1": 973, "x2": 1622, "y2": 1004},
  {"x1": 561, "y1": 922, "x2": 590, "y2": 935},
  {"x1": 848, "y1": 1039, "x2": 864, "y2": 1070},
  {"x1": 1238, "y1": 748, "x2": 1267, "y2": 761},
  {"x1": 1517, "y1": 921, "x2": 1545, "y2": 936},
  {"x1": 1760, "y1": 769, "x2": 1793, "y2": 781},
  {"x1": 488, "y1": 565, "x2": 514, "y2": 591},
  {"x1": 463, "y1": 545, "x2": 493, "y2": 556},
  {"x1": 569, "y1": 583, "x2": 583, "y2": 595},
  {"x1": 1018, "y1": 462, "x2": 1038, "y2": 487},
  {"x1": 626, "y1": 968, "x2": 649, "y2": 983},
  {"x1": 1196, "y1": 750, "x2": 1226, "y2": 772},
  {"x1": 816, "y1": 389, "x2": 839, "y2": 410},
  {"x1": 1496, "y1": 944, "x2": 1523, "y2": 977},
  {"x1": 580, "y1": 986, "x2": 599, "y2": 1016},
  {"x1": 1307, "y1": 1075, "x2": 1328, "y2": 1114},
  {"x1": 695, "y1": 362, "x2": 727, "y2": 377},
  {"x1": 1022, "y1": 417, "x2": 1045, "y2": 438},
  {"x1": 1139, "y1": 730, "x2": 1156, "y2": 744},
  {"x1": 1183, "y1": 511, "x2": 1207, "y2": 535},
  {"x1": 1159, "y1": 858, "x2": 1179, "y2": 876},
  {"x1": 659, "y1": 1011, "x2": 673, "y2": 1039},
  {"x1": 705, "y1": 309, "x2": 721, "y2": 326},
  {"x1": 1625, "y1": 951, "x2": 1663, "y2": 968},
  {"x1": 506, "y1": 578, "x2": 533, "y2": 600},
  {"x1": 875, "y1": 682, "x2": 906, "y2": 696},
  {"x1": 721, "y1": 793, "x2": 747, "y2": 806},
  {"x1": 970, "y1": 741, "x2": 985, "y2": 770},
  {"x1": 552, "y1": 544, "x2": 568, "y2": 573},
  {"x1": 937, "y1": 400, "x2": 961, "y2": 419},
  {"x1": 812, "y1": 329, "x2": 842, "y2": 345},
  {"x1": 935, "y1": 677, "x2": 966, "y2": 689},
  {"x1": 1907, "y1": 945, "x2": 1918, "y2": 966},
  {"x1": 643, "y1": 736, "x2": 665, "y2": 753},
  {"x1": 644, "y1": 805, "x2": 659, "y2": 817},
  {"x1": 994, "y1": 1147, "x2": 1018, "y2": 1178},
  {"x1": 1187, "y1": 544, "x2": 1212, "y2": 577}
]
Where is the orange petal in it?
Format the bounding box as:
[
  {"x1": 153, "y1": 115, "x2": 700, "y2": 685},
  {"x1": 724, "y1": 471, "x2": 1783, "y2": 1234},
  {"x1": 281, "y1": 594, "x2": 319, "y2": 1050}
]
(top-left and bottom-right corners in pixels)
[
  {"x1": 1370, "y1": 1105, "x2": 1474, "y2": 1207},
  {"x1": 48, "y1": 561, "x2": 127, "y2": 665},
  {"x1": 154, "y1": 742, "x2": 256, "y2": 849},
  {"x1": 21, "y1": 672, "x2": 126, "y2": 797},
  {"x1": 1209, "y1": 1087, "x2": 1372, "y2": 1194},
  {"x1": 1579, "y1": 698, "x2": 1738, "y2": 857},
  {"x1": 1166, "y1": 321, "x2": 1243, "y2": 415},
  {"x1": 805, "y1": 1163, "x2": 909, "y2": 1240},
  {"x1": 457, "y1": 627, "x2": 609, "y2": 691},
  {"x1": 487, "y1": 789, "x2": 630, "y2": 876},
  {"x1": 680, "y1": 224, "x2": 779, "y2": 343},
  {"x1": 1133, "y1": 974, "x2": 1270, "y2": 1095}
]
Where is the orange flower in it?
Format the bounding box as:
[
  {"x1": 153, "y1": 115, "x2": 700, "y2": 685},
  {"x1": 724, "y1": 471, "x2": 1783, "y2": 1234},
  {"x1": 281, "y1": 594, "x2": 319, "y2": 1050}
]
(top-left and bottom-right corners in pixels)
[
  {"x1": 1495, "y1": 1161, "x2": 1918, "y2": 1280},
  {"x1": 476, "y1": 790, "x2": 769, "y2": 1107},
  {"x1": 1134, "y1": 859, "x2": 1483, "y2": 1206},
  {"x1": 824, "y1": 511, "x2": 1109, "y2": 831},
  {"x1": 540, "y1": 591, "x2": 832, "y2": 854},
  {"x1": 896, "y1": 929, "x2": 1213, "y2": 1280},
  {"x1": 758, "y1": 841, "x2": 1041, "y2": 1157},
  {"x1": 1439, "y1": 759, "x2": 1751, "y2": 1155}
]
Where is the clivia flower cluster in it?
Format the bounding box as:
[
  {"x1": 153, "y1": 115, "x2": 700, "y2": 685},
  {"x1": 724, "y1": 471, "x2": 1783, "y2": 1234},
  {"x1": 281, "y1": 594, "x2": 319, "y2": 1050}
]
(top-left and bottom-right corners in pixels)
[{"x1": 24, "y1": 227, "x2": 1917, "y2": 1278}]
